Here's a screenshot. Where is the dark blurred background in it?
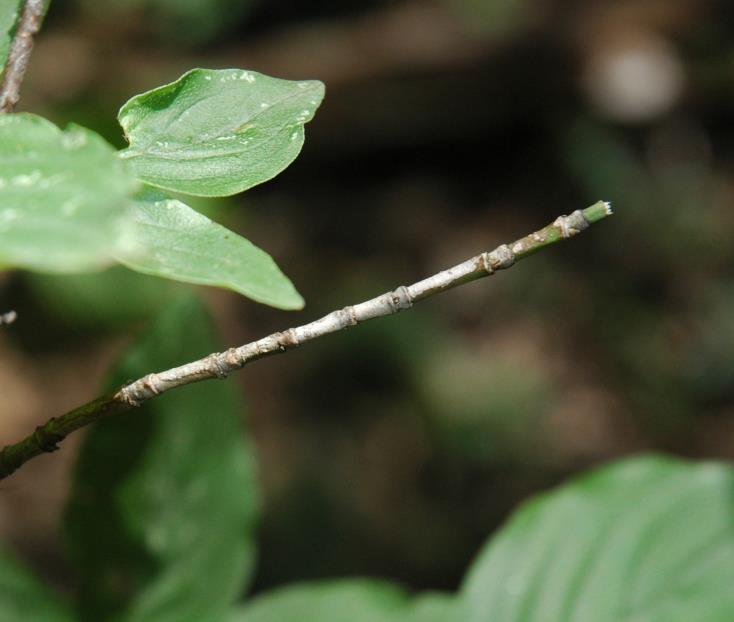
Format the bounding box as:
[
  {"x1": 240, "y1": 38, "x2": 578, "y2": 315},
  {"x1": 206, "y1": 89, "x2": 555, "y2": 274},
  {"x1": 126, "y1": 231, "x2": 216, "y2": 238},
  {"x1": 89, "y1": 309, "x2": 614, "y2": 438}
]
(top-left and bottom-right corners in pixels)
[{"x1": 1, "y1": 0, "x2": 734, "y2": 598}]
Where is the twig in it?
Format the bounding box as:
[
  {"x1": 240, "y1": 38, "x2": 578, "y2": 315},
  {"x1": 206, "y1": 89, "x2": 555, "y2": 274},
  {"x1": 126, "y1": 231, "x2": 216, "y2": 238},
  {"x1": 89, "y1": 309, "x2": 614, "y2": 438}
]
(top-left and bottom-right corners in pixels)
[
  {"x1": 0, "y1": 310, "x2": 17, "y2": 326},
  {"x1": 0, "y1": 202, "x2": 612, "y2": 480},
  {"x1": 0, "y1": 0, "x2": 46, "y2": 113}
]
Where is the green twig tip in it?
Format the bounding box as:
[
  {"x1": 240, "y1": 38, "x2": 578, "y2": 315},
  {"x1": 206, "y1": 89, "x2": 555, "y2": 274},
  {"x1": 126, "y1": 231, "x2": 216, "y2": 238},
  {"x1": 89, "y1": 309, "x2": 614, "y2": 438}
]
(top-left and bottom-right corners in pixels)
[{"x1": 583, "y1": 200, "x2": 613, "y2": 224}]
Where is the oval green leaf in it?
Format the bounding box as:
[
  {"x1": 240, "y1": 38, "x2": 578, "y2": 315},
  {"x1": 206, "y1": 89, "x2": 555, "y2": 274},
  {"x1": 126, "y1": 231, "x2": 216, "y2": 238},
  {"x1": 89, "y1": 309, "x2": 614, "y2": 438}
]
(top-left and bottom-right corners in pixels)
[
  {"x1": 461, "y1": 455, "x2": 734, "y2": 622},
  {"x1": 24, "y1": 266, "x2": 181, "y2": 329},
  {"x1": 64, "y1": 296, "x2": 259, "y2": 622},
  {"x1": 116, "y1": 188, "x2": 303, "y2": 309},
  {"x1": 228, "y1": 580, "x2": 457, "y2": 622},
  {"x1": 0, "y1": 546, "x2": 74, "y2": 622},
  {"x1": 0, "y1": 113, "x2": 138, "y2": 272},
  {"x1": 118, "y1": 68, "x2": 325, "y2": 197}
]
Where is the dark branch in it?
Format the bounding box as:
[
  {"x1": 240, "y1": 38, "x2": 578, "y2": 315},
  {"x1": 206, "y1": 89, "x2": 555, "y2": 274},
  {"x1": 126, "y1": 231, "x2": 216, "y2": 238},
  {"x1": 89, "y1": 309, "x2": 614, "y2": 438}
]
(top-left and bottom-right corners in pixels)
[{"x1": 0, "y1": 0, "x2": 46, "y2": 113}]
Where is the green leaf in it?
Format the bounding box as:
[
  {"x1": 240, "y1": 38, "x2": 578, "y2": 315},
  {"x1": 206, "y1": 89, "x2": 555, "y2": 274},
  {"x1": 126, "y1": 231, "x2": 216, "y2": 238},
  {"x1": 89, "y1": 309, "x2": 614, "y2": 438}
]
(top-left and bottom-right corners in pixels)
[
  {"x1": 25, "y1": 266, "x2": 181, "y2": 329},
  {"x1": 0, "y1": 546, "x2": 74, "y2": 622},
  {"x1": 118, "y1": 68, "x2": 324, "y2": 197},
  {"x1": 64, "y1": 296, "x2": 259, "y2": 622},
  {"x1": 0, "y1": 0, "x2": 22, "y2": 78},
  {"x1": 406, "y1": 593, "x2": 458, "y2": 622},
  {"x1": 461, "y1": 455, "x2": 734, "y2": 622},
  {"x1": 229, "y1": 581, "x2": 406, "y2": 622},
  {"x1": 228, "y1": 580, "x2": 457, "y2": 622},
  {"x1": 0, "y1": 113, "x2": 138, "y2": 272},
  {"x1": 441, "y1": 0, "x2": 529, "y2": 36},
  {"x1": 116, "y1": 188, "x2": 303, "y2": 309}
]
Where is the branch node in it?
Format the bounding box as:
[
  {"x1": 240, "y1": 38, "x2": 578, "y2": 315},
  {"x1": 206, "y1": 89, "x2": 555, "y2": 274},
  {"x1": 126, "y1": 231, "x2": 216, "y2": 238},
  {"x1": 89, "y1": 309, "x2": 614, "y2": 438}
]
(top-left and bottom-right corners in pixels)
[
  {"x1": 207, "y1": 352, "x2": 232, "y2": 378},
  {"x1": 33, "y1": 425, "x2": 61, "y2": 453},
  {"x1": 554, "y1": 210, "x2": 589, "y2": 239},
  {"x1": 276, "y1": 328, "x2": 299, "y2": 351},
  {"x1": 483, "y1": 244, "x2": 515, "y2": 272},
  {"x1": 338, "y1": 306, "x2": 359, "y2": 327},
  {"x1": 141, "y1": 373, "x2": 162, "y2": 396},
  {"x1": 224, "y1": 347, "x2": 242, "y2": 369},
  {"x1": 388, "y1": 285, "x2": 413, "y2": 312},
  {"x1": 119, "y1": 388, "x2": 142, "y2": 408},
  {"x1": 210, "y1": 347, "x2": 244, "y2": 376}
]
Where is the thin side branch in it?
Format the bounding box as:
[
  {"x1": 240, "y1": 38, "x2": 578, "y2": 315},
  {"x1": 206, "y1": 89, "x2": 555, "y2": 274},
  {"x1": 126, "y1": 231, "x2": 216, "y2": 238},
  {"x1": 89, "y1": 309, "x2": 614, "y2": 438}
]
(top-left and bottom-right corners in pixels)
[
  {"x1": 0, "y1": 0, "x2": 46, "y2": 113},
  {"x1": 0, "y1": 202, "x2": 613, "y2": 480}
]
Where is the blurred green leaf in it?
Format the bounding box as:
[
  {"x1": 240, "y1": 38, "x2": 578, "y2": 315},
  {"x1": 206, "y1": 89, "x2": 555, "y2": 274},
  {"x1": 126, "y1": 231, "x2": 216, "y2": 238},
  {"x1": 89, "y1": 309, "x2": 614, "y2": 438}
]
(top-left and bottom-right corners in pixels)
[
  {"x1": 442, "y1": 0, "x2": 529, "y2": 37},
  {"x1": 565, "y1": 121, "x2": 651, "y2": 212},
  {"x1": 24, "y1": 266, "x2": 180, "y2": 329},
  {"x1": 228, "y1": 580, "x2": 457, "y2": 622},
  {"x1": 0, "y1": 0, "x2": 22, "y2": 79},
  {"x1": 0, "y1": 114, "x2": 137, "y2": 273},
  {"x1": 229, "y1": 581, "x2": 405, "y2": 622},
  {"x1": 461, "y1": 455, "x2": 734, "y2": 622},
  {"x1": 686, "y1": 285, "x2": 734, "y2": 404},
  {"x1": 116, "y1": 188, "x2": 303, "y2": 309},
  {"x1": 0, "y1": 546, "x2": 74, "y2": 622},
  {"x1": 65, "y1": 296, "x2": 258, "y2": 622},
  {"x1": 565, "y1": 120, "x2": 723, "y2": 267},
  {"x1": 420, "y1": 344, "x2": 553, "y2": 463},
  {"x1": 118, "y1": 68, "x2": 325, "y2": 197},
  {"x1": 406, "y1": 593, "x2": 458, "y2": 622}
]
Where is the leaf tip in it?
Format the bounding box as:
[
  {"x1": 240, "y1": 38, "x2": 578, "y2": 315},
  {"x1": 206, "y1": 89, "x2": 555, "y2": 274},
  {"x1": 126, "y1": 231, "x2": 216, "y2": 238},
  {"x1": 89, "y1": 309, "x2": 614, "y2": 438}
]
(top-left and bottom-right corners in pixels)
[{"x1": 277, "y1": 290, "x2": 306, "y2": 311}]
